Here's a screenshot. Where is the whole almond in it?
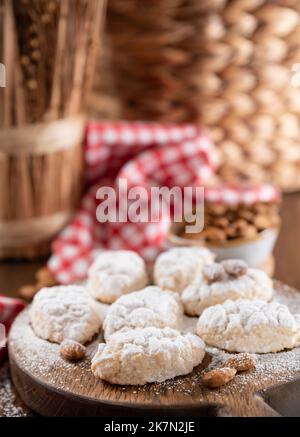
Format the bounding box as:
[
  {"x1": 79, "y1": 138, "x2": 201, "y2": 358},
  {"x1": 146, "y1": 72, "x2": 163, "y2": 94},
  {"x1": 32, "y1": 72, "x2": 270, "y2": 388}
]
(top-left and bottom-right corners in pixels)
[
  {"x1": 238, "y1": 209, "x2": 254, "y2": 222},
  {"x1": 202, "y1": 367, "x2": 237, "y2": 388},
  {"x1": 224, "y1": 353, "x2": 256, "y2": 372},
  {"x1": 235, "y1": 219, "x2": 249, "y2": 231},
  {"x1": 253, "y1": 214, "x2": 271, "y2": 230},
  {"x1": 204, "y1": 226, "x2": 227, "y2": 243},
  {"x1": 226, "y1": 224, "x2": 239, "y2": 239},
  {"x1": 60, "y1": 339, "x2": 86, "y2": 362},
  {"x1": 239, "y1": 224, "x2": 258, "y2": 239},
  {"x1": 209, "y1": 204, "x2": 227, "y2": 216},
  {"x1": 213, "y1": 217, "x2": 229, "y2": 229}
]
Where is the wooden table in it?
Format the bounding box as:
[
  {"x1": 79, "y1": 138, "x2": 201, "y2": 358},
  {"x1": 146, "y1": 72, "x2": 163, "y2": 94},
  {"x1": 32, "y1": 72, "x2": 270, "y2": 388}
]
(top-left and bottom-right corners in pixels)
[{"x1": 1, "y1": 192, "x2": 300, "y2": 416}]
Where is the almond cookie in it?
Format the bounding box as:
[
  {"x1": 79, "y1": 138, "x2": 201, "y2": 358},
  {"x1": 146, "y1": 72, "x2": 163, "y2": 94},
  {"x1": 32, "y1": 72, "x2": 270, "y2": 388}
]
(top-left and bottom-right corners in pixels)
[
  {"x1": 196, "y1": 299, "x2": 300, "y2": 353},
  {"x1": 30, "y1": 286, "x2": 102, "y2": 344},
  {"x1": 103, "y1": 286, "x2": 183, "y2": 341},
  {"x1": 87, "y1": 251, "x2": 149, "y2": 304},
  {"x1": 91, "y1": 327, "x2": 205, "y2": 385},
  {"x1": 182, "y1": 262, "x2": 273, "y2": 316},
  {"x1": 153, "y1": 247, "x2": 215, "y2": 293}
]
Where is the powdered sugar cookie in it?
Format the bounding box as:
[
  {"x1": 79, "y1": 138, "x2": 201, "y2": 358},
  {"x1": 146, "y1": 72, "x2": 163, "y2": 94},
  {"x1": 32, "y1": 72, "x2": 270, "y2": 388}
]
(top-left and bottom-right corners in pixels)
[
  {"x1": 30, "y1": 286, "x2": 102, "y2": 344},
  {"x1": 87, "y1": 251, "x2": 149, "y2": 304},
  {"x1": 153, "y1": 247, "x2": 215, "y2": 293},
  {"x1": 91, "y1": 327, "x2": 205, "y2": 385},
  {"x1": 103, "y1": 286, "x2": 183, "y2": 341},
  {"x1": 196, "y1": 299, "x2": 300, "y2": 353},
  {"x1": 182, "y1": 261, "x2": 273, "y2": 316}
]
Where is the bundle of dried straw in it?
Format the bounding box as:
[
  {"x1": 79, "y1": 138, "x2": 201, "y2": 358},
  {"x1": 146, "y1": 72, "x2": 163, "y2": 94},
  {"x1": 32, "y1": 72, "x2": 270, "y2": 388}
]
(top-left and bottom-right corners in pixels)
[
  {"x1": 1, "y1": 0, "x2": 106, "y2": 126},
  {"x1": 0, "y1": 0, "x2": 106, "y2": 259}
]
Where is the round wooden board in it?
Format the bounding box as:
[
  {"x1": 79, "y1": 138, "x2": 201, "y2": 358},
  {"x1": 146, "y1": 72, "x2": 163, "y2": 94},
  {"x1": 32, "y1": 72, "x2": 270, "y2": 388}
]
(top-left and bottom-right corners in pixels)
[{"x1": 8, "y1": 281, "x2": 300, "y2": 417}]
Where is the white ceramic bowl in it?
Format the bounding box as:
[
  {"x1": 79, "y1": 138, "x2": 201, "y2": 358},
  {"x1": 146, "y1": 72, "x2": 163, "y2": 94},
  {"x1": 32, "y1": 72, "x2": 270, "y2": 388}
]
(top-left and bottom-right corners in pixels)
[{"x1": 168, "y1": 225, "x2": 280, "y2": 269}]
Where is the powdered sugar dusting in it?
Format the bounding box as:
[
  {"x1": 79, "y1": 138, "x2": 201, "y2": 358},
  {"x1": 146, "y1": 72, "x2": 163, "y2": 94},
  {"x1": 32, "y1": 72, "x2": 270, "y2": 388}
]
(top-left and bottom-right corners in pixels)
[
  {"x1": 154, "y1": 247, "x2": 215, "y2": 293},
  {"x1": 202, "y1": 283, "x2": 300, "y2": 389},
  {"x1": 92, "y1": 327, "x2": 205, "y2": 385},
  {"x1": 9, "y1": 316, "x2": 99, "y2": 389},
  {"x1": 30, "y1": 285, "x2": 103, "y2": 344},
  {"x1": 5, "y1": 280, "x2": 300, "y2": 416},
  {"x1": 103, "y1": 287, "x2": 183, "y2": 340},
  {"x1": 182, "y1": 267, "x2": 273, "y2": 317},
  {"x1": 0, "y1": 363, "x2": 31, "y2": 417}
]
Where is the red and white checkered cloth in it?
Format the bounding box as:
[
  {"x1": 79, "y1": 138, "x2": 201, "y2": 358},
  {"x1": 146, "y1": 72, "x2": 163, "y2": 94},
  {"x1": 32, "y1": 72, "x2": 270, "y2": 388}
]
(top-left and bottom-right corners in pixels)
[
  {"x1": 48, "y1": 121, "x2": 217, "y2": 284},
  {"x1": 205, "y1": 184, "x2": 281, "y2": 205},
  {"x1": 0, "y1": 295, "x2": 26, "y2": 362}
]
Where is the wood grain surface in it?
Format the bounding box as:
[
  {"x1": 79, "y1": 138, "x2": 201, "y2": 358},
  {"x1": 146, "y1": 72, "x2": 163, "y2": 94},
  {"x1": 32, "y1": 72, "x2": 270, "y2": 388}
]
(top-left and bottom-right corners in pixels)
[{"x1": 8, "y1": 281, "x2": 300, "y2": 418}]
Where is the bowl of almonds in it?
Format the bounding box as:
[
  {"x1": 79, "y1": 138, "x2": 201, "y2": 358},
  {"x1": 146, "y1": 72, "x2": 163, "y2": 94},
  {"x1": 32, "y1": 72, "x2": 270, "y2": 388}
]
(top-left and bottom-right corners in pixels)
[{"x1": 169, "y1": 184, "x2": 281, "y2": 273}]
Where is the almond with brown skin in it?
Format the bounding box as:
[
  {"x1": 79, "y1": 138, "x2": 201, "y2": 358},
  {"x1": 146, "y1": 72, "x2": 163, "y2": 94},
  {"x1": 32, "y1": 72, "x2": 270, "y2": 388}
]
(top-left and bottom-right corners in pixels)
[
  {"x1": 204, "y1": 226, "x2": 227, "y2": 242},
  {"x1": 253, "y1": 214, "x2": 272, "y2": 230},
  {"x1": 60, "y1": 340, "x2": 86, "y2": 362},
  {"x1": 202, "y1": 367, "x2": 237, "y2": 388},
  {"x1": 238, "y1": 209, "x2": 255, "y2": 222},
  {"x1": 225, "y1": 223, "x2": 239, "y2": 239},
  {"x1": 213, "y1": 217, "x2": 230, "y2": 229},
  {"x1": 240, "y1": 224, "x2": 258, "y2": 239},
  {"x1": 209, "y1": 204, "x2": 227, "y2": 216}
]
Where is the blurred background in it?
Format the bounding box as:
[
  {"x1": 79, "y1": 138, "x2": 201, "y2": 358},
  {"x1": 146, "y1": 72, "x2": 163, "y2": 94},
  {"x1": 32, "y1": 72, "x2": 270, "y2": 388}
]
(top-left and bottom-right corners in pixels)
[{"x1": 92, "y1": 0, "x2": 300, "y2": 191}]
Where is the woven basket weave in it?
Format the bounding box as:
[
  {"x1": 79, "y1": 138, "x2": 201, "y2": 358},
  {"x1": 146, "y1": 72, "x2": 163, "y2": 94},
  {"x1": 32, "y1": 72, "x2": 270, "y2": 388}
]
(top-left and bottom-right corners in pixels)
[{"x1": 106, "y1": 0, "x2": 300, "y2": 191}]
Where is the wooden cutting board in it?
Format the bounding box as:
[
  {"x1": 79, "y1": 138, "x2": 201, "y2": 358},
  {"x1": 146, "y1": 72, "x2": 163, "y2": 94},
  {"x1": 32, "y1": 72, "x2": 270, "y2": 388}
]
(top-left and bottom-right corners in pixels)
[{"x1": 8, "y1": 281, "x2": 300, "y2": 417}]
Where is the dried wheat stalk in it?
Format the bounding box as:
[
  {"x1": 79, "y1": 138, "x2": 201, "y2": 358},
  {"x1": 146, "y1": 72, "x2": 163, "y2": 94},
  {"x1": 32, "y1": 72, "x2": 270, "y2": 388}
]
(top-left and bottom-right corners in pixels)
[
  {"x1": 1, "y1": 0, "x2": 106, "y2": 126},
  {"x1": 0, "y1": 0, "x2": 106, "y2": 259}
]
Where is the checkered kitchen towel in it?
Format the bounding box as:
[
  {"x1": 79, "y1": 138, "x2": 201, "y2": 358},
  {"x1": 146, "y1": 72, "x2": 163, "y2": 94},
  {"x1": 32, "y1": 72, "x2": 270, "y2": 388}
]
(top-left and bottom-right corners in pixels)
[
  {"x1": 48, "y1": 121, "x2": 218, "y2": 284},
  {"x1": 0, "y1": 295, "x2": 26, "y2": 362},
  {"x1": 204, "y1": 184, "x2": 281, "y2": 205}
]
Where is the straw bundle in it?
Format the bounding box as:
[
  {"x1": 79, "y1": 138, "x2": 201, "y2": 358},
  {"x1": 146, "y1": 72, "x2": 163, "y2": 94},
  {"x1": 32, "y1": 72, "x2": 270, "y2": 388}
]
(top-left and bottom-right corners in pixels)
[
  {"x1": 0, "y1": 0, "x2": 106, "y2": 259},
  {"x1": 1, "y1": 0, "x2": 106, "y2": 126},
  {"x1": 106, "y1": 0, "x2": 300, "y2": 191}
]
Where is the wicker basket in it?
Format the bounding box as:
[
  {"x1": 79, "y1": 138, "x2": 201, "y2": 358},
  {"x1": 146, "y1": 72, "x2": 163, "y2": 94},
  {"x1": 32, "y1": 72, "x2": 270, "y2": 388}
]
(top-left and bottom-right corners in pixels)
[
  {"x1": 0, "y1": 117, "x2": 85, "y2": 259},
  {"x1": 106, "y1": 0, "x2": 300, "y2": 191}
]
